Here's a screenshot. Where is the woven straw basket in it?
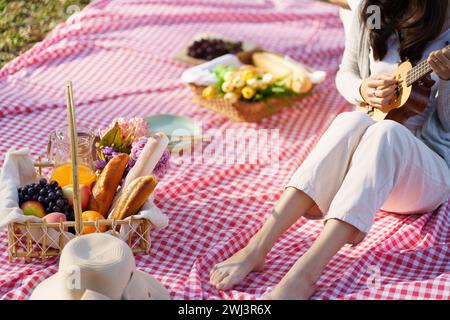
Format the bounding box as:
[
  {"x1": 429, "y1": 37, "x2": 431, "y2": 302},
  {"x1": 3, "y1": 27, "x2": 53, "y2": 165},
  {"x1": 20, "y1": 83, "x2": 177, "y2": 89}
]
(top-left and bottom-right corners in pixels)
[
  {"x1": 190, "y1": 84, "x2": 302, "y2": 123},
  {"x1": 7, "y1": 82, "x2": 151, "y2": 262}
]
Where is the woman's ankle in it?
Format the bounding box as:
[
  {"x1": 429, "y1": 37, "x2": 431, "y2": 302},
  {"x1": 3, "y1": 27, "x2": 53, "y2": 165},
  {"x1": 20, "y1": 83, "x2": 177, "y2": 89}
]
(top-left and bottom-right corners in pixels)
[
  {"x1": 243, "y1": 238, "x2": 271, "y2": 261},
  {"x1": 286, "y1": 263, "x2": 322, "y2": 286}
]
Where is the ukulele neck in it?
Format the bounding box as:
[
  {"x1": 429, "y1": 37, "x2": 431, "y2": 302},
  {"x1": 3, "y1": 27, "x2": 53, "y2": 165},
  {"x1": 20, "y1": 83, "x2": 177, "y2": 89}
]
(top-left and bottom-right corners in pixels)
[
  {"x1": 406, "y1": 59, "x2": 432, "y2": 86},
  {"x1": 406, "y1": 44, "x2": 450, "y2": 86}
]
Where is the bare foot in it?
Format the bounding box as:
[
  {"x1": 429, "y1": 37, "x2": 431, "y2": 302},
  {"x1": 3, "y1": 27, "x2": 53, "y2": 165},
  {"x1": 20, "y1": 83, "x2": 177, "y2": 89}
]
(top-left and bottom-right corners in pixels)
[
  {"x1": 262, "y1": 272, "x2": 317, "y2": 300},
  {"x1": 210, "y1": 245, "x2": 266, "y2": 290}
]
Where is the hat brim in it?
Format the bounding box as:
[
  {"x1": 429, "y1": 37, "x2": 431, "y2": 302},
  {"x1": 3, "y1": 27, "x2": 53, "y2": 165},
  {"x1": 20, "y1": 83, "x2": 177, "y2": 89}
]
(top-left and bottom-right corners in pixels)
[
  {"x1": 30, "y1": 272, "x2": 67, "y2": 300},
  {"x1": 122, "y1": 269, "x2": 171, "y2": 300},
  {"x1": 30, "y1": 269, "x2": 170, "y2": 300}
]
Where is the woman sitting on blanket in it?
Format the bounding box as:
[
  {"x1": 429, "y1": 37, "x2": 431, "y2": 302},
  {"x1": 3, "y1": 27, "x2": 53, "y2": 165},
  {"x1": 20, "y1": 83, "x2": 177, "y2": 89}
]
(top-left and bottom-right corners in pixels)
[{"x1": 210, "y1": 0, "x2": 450, "y2": 299}]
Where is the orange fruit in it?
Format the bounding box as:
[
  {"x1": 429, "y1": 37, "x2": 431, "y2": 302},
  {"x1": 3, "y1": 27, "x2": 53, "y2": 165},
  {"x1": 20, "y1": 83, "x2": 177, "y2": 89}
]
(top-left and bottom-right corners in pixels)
[{"x1": 82, "y1": 210, "x2": 106, "y2": 234}]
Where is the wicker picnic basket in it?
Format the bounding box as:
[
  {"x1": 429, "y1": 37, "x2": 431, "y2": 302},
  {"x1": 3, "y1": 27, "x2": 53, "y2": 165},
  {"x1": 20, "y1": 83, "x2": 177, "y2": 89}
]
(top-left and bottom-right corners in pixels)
[
  {"x1": 189, "y1": 84, "x2": 303, "y2": 123},
  {"x1": 7, "y1": 82, "x2": 151, "y2": 262}
]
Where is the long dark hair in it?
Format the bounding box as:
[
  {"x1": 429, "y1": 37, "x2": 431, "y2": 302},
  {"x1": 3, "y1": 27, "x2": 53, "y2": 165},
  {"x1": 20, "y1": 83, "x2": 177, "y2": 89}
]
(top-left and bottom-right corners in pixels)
[{"x1": 361, "y1": 0, "x2": 448, "y2": 63}]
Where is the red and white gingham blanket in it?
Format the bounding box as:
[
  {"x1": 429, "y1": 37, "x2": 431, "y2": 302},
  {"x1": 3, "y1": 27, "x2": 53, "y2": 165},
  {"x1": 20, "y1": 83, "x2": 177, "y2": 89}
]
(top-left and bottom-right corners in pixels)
[{"x1": 0, "y1": 0, "x2": 449, "y2": 300}]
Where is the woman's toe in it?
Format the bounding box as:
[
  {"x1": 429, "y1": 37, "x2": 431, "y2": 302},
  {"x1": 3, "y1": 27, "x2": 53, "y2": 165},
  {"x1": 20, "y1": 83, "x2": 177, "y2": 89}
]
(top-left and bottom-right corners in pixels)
[
  {"x1": 211, "y1": 269, "x2": 227, "y2": 285},
  {"x1": 214, "y1": 270, "x2": 229, "y2": 287},
  {"x1": 210, "y1": 270, "x2": 221, "y2": 285},
  {"x1": 209, "y1": 265, "x2": 218, "y2": 278},
  {"x1": 216, "y1": 276, "x2": 234, "y2": 290}
]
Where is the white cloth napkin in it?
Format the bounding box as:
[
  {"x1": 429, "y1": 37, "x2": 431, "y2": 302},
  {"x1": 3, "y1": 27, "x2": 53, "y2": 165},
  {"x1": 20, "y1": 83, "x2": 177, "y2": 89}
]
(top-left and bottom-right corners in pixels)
[
  {"x1": 0, "y1": 148, "x2": 168, "y2": 249},
  {"x1": 181, "y1": 54, "x2": 244, "y2": 86},
  {"x1": 0, "y1": 148, "x2": 41, "y2": 229}
]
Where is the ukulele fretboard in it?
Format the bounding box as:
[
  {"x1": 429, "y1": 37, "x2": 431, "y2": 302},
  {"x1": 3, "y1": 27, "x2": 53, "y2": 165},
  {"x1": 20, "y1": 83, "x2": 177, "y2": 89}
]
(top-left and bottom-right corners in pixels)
[{"x1": 406, "y1": 44, "x2": 450, "y2": 86}]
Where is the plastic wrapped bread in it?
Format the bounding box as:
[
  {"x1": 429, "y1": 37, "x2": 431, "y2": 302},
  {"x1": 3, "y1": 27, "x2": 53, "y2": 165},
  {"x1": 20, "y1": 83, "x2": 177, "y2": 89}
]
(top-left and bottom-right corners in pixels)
[{"x1": 122, "y1": 132, "x2": 169, "y2": 190}]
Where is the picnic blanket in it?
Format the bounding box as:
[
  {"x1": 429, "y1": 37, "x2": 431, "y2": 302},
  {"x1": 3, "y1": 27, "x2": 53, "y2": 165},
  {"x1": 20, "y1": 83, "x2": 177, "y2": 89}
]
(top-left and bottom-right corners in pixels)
[{"x1": 0, "y1": 0, "x2": 449, "y2": 300}]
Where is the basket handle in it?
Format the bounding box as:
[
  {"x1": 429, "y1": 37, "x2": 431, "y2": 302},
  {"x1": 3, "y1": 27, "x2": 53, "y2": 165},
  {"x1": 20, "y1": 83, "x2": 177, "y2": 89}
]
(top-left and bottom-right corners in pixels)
[{"x1": 65, "y1": 81, "x2": 83, "y2": 235}]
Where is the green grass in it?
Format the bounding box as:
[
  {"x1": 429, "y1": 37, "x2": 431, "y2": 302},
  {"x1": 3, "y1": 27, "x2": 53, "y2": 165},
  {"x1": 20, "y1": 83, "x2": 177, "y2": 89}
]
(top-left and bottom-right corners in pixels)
[{"x1": 0, "y1": 0, "x2": 91, "y2": 68}]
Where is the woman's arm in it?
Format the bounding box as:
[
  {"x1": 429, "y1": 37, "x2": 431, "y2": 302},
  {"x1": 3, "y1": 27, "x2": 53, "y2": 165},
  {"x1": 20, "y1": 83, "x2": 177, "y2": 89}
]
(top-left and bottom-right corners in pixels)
[
  {"x1": 335, "y1": 6, "x2": 398, "y2": 108},
  {"x1": 429, "y1": 47, "x2": 450, "y2": 131},
  {"x1": 437, "y1": 81, "x2": 450, "y2": 131},
  {"x1": 335, "y1": 14, "x2": 365, "y2": 105}
]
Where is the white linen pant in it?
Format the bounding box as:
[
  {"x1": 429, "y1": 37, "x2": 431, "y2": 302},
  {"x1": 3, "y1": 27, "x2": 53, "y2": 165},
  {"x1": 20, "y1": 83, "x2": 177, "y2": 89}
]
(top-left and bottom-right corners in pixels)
[{"x1": 286, "y1": 111, "x2": 450, "y2": 234}]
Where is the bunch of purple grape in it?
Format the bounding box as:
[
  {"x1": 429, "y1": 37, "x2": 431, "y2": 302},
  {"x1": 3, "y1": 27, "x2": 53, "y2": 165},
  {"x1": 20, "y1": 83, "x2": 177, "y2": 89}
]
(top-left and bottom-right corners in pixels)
[
  {"x1": 18, "y1": 178, "x2": 72, "y2": 216},
  {"x1": 187, "y1": 38, "x2": 243, "y2": 60}
]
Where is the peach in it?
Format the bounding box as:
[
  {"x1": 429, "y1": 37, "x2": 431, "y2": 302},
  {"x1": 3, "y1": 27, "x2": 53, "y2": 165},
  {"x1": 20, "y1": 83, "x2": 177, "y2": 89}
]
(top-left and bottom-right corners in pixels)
[
  {"x1": 43, "y1": 212, "x2": 68, "y2": 231},
  {"x1": 20, "y1": 201, "x2": 45, "y2": 218},
  {"x1": 62, "y1": 184, "x2": 91, "y2": 210}
]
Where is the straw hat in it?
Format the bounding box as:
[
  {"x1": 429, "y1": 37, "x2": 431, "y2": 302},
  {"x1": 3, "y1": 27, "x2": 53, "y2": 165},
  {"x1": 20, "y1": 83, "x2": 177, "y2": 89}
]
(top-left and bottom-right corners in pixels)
[{"x1": 30, "y1": 233, "x2": 170, "y2": 300}]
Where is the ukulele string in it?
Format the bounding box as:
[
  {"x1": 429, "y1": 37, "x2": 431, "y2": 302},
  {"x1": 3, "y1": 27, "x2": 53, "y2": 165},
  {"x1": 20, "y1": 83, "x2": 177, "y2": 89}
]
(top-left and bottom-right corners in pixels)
[
  {"x1": 413, "y1": 45, "x2": 448, "y2": 83},
  {"x1": 405, "y1": 45, "x2": 447, "y2": 87},
  {"x1": 407, "y1": 60, "x2": 431, "y2": 86}
]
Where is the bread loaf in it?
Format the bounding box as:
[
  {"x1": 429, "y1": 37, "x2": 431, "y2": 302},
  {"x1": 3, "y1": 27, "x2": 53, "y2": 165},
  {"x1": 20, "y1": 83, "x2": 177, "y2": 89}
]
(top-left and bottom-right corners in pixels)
[
  {"x1": 109, "y1": 175, "x2": 157, "y2": 220},
  {"x1": 89, "y1": 153, "x2": 129, "y2": 216},
  {"x1": 252, "y1": 52, "x2": 313, "y2": 93},
  {"x1": 122, "y1": 132, "x2": 169, "y2": 190}
]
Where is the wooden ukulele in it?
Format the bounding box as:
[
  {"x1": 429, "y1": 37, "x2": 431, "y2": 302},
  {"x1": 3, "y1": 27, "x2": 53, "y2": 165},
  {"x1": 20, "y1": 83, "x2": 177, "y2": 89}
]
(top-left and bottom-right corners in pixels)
[{"x1": 359, "y1": 44, "x2": 449, "y2": 123}]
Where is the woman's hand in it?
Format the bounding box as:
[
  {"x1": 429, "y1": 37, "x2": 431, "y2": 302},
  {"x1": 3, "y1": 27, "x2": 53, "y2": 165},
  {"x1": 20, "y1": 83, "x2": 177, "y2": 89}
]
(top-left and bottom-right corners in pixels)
[
  {"x1": 428, "y1": 47, "x2": 450, "y2": 81},
  {"x1": 360, "y1": 74, "x2": 398, "y2": 108}
]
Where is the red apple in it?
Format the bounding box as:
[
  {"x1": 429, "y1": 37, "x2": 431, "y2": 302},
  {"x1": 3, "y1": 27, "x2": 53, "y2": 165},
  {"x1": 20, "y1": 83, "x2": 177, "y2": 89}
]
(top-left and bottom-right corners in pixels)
[
  {"x1": 43, "y1": 213, "x2": 67, "y2": 231},
  {"x1": 20, "y1": 201, "x2": 45, "y2": 218},
  {"x1": 62, "y1": 184, "x2": 91, "y2": 210}
]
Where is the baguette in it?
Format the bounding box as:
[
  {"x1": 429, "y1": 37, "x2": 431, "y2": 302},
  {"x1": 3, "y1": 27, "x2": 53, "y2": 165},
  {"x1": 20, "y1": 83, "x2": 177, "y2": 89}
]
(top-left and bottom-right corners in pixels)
[
  {"x1": 252, "y1": 52, "x2": 292, "y2": 78},
  {"x1": 89, "y1": 153, "x2": 129, "y2": 216},
  {"x1": 252, "y1": 52, "x2": 313, "y2": 93},
  {"x1": 109, "y1": 175, "x2": 157, "y2": 220}
]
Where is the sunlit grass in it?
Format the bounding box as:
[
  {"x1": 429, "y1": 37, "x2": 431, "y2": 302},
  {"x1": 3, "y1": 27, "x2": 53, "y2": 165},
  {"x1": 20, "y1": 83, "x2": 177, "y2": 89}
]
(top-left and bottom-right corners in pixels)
[{"x1": 0, "y1": 0, "x2": 90, "y2": 68}]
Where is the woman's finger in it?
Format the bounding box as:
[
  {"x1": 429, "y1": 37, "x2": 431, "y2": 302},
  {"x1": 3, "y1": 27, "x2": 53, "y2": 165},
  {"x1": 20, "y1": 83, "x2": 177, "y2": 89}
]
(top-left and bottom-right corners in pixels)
[
  {"x1": 367, "y1": 79, "x2": 397, "y2": 88},
  {"x1": 369, "y1": 95, "x2": 394, "y2": 108},
  {"x1": 443, "y1": 48, "x2": 450, "y2": 60},
  {"x1": 374, "y1": 85, "x2": 397, "y2": 98},
  {"x1": 434, "y1": 50, "x2": 450, "y2": 67},
  {"x1": 437, "y1": 48, "x2": 450, "y2": 61},
  {"x1": 369, "y1": 96, "x2": 392, "y2": 107},
  {"x1": 429, "y1": 51, "x2": 448, "y2": 70},
  {"x1": 373, "y1": 73, "x2": 396, "y2": 81},
  {"x1": 428, "y1": 52, "x2": 450, "y2": 79}
]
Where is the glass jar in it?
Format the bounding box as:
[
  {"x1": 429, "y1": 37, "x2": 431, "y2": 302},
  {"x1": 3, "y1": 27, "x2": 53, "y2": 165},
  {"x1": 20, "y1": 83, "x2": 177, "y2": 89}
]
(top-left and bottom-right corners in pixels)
[{"x1": 47, "y1": 126, "x2": 97, "y2": 187}]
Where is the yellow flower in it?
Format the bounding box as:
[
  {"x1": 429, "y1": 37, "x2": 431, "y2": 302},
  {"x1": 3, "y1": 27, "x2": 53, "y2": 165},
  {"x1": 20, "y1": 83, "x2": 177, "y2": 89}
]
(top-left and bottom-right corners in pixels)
[
  {"x1": 202, "y1": 86, "x2": 217, "y2": 100},
  {"x1": 221, "y1": 81, "x2": 234, "y2": 93},
  {"x1": 241, "y1": 86, "x2": 256, "y2": 99},
  {"x1": 224, "y1": 71, "x2": 235, "y2": 82},
  {"x1": 240, "y1": 69, "x2": 255, "y2": 82},
  {"x1": 224, "y1": 92, "x2": 239, "y2": 103},
  {"x1": 232, "y1": 76, "x2": 245, "y2": 88},
  {"x1": 256, "y1": 80, "x2": 268, "y2": 90},
  {"x1": 246, "y1": 78, "x2": 257, "y2": 88}
]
